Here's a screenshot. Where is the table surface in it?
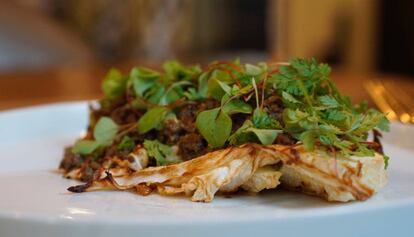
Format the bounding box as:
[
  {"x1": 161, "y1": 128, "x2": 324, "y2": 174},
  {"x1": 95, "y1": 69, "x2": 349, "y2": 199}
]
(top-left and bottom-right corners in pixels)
[{"x1": 0, "y1": 63, "x2": 413, "y2": 111}]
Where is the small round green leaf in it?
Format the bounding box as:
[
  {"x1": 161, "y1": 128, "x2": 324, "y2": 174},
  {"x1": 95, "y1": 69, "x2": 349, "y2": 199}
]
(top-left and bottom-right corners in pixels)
[
  {"x1": 196, "y1": 108, "x2": 232, "y2": 148},
  {"x1": 137, "y1": 107, "x2": 169, "y2": 134},
  {"x1": 93, "y1": 117, "x2": 119, "y2": 145},
  {"x1": 102, "y1": 68, "x2": 126, "y2": 100},
  {"x1": 72, "y1": 140, "x2": 100, "y2": 155},
  {"x1": 222, "y1": 99, "x2": 253, "y2": 115}
]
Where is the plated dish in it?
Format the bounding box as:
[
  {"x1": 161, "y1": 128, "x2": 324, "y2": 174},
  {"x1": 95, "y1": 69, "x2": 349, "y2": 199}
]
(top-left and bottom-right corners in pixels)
[
  {"x1": 0, "y1": 102, "x2": 413, "y2": 237},
  {"x1": 60, "y1": 58, "x2": 389, "y2": 202}
]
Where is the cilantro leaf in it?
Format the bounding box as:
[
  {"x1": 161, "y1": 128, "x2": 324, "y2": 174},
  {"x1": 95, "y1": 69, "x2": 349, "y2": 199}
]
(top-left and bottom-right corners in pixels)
[
  {"x1": 253, "y1": 108, "x2": 280, "y2": 129},
  {"x1": 282, "y1": 91, "x2": 301, "y2": 104},
  {"x1": 377, "y1": 115, "x2": 390, "y2": 132},
  {"x1": 325, "y1": 110, "x2": 346, "y2": 122},
  {"x1": 318, "y1": 95, "x2": 338, "y2": 108}
]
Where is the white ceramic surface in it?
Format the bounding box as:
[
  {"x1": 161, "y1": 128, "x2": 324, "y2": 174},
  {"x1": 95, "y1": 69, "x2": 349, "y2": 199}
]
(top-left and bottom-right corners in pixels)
[{"x1": 0, "y1": 102, "x2": 413, "y2": 237}]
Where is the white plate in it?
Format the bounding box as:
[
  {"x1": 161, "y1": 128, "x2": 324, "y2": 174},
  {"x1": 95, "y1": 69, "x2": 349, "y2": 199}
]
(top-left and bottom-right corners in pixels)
[{"x1": 0, "y1": 102, "x2": 413, "y2": 237}]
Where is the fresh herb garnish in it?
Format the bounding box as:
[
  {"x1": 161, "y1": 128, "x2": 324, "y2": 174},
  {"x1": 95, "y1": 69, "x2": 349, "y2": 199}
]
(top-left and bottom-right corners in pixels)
[
  {"x1": 230, "y1": 120, "x2": 281, "y2": 145},
  {"x1": 74, "y1": 58, "x2": 390, "y2": 167},
  {"x1": 117, "y1": 135, "x2": 135, "y2": 151},
  {"x1": 137, "y1": 106, "x2": 169, "y2": 134},
  {"x1": 102, "y1": 68, "x2": 127, "y2": 100},
  {"x1": 195, "y1": 108, "x2": 232, "y2": 148},
  {"x1": 143, "y1": 139, "x2": 175, "y2": 166},
  {"x1": 269, "y1": 58, "x2": 389, "y2": 157},
  {"x1": 72, "y1": 117, "x2": 119, "y2": 155},
  {"x1": 72, "y1": 140, "x2": 101, "y2": 155}
]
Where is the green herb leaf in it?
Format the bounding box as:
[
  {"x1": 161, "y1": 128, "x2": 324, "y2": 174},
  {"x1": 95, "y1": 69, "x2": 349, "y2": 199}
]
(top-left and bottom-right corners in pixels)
[
  {"x1": 325, "y1": 110, "x2": 346, "y2": 121},
  {"x1": 229, "y1": 120, "x2": 255, "y2": 145},
  {"x1": 137, "y1": 107, "x2": 169, "y2": 134},
  {"x1": 197, "y1": 72, "x2": 209, "y2": 98},
  {"x1": 207, "y1": 77, "x2": 226, "y2": 100},
  {"x1": 253, "y1": 108, "x2": 280, "y2": 129},
  {"x1": 282, "y1": 91, "x2": 301, "y2": 104},
  {"x1": 94, "y1": 58, "x2": 391, "y2": 163},
  {"x1": 269, "y1": 58, "x2": 391, "y2": 158},
  {"x1": 159, "y1": 88, "x2": 181, "y2": 105},
  {"x1": 377, "y1": 115, "x2": 390, "y2": 132},
  {"x1": 245, "y1": 64, "x2": 262, "y2": 76},
  {"x1": 72, "y1": 140, "x2": 100, "y2": 155},
  {"x1": 318, "y1": 95, "x2": 338, "y2": 108},
  {"x1": 146, "y1": 85, "x2": 165, "y2": 104},
  {"x1": 130, "y1": 97, "x2": 148, "y2": 110},
  {"x1": 319, "y1": 135, "x2": 332, "y2": 145},
  {"x1": 184, "y1": 88, "x2": 200, "y2": 101},
  {"x1": 300, "y1": 130, "x2": 316, "y2": 151},
  {"x1": 247, "y1": 128, "x2": 280, "y2": 145},
  {"x1": 383, "y1": 155, "x2": 390, "y2": 169},
  {"x1": 196, "y1": 108, "x2": 232, "y2": 148},
  {"x1": 143, "y1": 139, "x2": 173, "y2": 166},
  {"x1": 131, "y1": 67, "x2": 160, "y2": 97},
  {"x1": 351, "y1": 109, "x2": 386, "y2": 134},
  {"x1": 93, "y1": 117, "x2": 118, "y2": 146},
  {"x1": 216, "y1": 79, "x2": 232, "y2": 95},
  {"x1": 159, "y1": 81, "x2": 192, "y2": 105},
  {"x1": 163, "y1": 60, "x2": 201, "y2": 81},
  {"x1": 102, "y1": 68, "x2": 126, "y2": 100},
  {"x1": 117, "y1": 136, "x2": 135, "y2": 151},
  {"x1": 222, "y1": 99, "x2": 253, "y2": 115},
  {"x1": 229, "y1": 120, "x2": 280, "y2": 145}
]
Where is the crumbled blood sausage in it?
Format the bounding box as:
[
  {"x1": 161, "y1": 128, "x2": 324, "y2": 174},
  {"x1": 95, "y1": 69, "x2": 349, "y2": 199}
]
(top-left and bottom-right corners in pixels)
[
  {"x1": 263, "y1": 93, "x2": 284, "y2": 125},
  {"x1": 59, "y1": 147, "x2": 83, "y2": 171},
  {"x1": 61, "y1": 94, "x2": 296, "y2": 180},
  {"x1": 177, "y1": 133, "x2": 209, "y2": 160}
]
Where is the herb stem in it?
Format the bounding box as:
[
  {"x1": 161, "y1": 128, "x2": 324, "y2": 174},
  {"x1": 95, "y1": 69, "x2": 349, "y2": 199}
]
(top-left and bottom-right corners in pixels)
[
  {"x1": 260, "y1": 72, "x2": 268, "y2": 109},
  {"x1": 115, "y1": 123, "x2": 137, "y2": 142},
  {"x1": 252, "y1": 77, "x2": 260, "y2": 109}
]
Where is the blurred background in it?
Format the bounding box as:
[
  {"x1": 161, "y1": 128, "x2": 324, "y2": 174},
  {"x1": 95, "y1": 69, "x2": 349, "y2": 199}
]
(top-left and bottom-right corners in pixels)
[
  {"x1": 1, "y1": 0, "x2": 413, "y2": 74},
  {"x1": 1, "y1": 0, "x2": 414, "y2": 116}
]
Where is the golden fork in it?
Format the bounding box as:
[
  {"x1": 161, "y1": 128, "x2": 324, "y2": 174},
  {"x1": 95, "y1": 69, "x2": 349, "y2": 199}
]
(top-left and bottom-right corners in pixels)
[{"x1": 365, "y1": 79, "x2": 414, "y2": 124}]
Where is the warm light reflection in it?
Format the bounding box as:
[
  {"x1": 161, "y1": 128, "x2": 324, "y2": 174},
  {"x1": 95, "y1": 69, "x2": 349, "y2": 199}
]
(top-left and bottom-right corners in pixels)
[
  {"x1": 400, "y1": 113, "x2": 411, "y2": 124},
  {"x1": 385, "y1": 110, "x2": 397, "y2": 121},
  {"x1": 365, "y1": 80, "x2": 400, "y2": 122}
]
